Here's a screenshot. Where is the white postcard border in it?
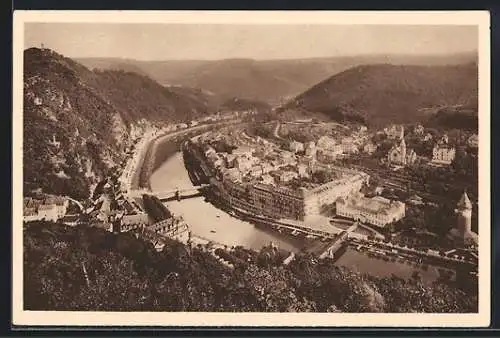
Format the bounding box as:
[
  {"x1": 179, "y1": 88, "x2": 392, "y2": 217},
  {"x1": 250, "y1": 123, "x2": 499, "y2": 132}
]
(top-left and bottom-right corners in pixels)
[{"x1": 12, "y1": 10, "x2": 491, "y2": 327}]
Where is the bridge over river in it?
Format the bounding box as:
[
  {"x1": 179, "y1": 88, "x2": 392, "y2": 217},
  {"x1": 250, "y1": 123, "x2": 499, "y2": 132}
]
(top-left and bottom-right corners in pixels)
[{"x1": 128, "y1": 184, "x2": 210, "y2": 201}]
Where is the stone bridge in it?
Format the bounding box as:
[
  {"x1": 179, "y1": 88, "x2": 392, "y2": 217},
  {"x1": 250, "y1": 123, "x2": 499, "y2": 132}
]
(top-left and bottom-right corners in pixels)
[{"x1": 128, "y1": 184, "x2": 210, "y2": 201}]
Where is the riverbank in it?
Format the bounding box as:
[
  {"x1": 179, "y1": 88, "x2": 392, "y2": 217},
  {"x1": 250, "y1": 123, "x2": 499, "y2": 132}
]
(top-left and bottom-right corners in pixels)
[
  {"x1": 145, "y1": 127, "x2": 476, "y2": 284},
  {"x1": 150, "y1": 152, "x2": 304, "y2": 253},
  {"x1": 132, "y1": 121, "x2": 245, "y2": 192}
]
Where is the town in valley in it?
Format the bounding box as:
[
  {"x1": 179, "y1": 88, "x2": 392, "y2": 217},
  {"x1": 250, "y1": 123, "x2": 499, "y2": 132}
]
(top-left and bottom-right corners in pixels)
[{"x1": 21, "y1": 21, "x2": 482, "y2": 314}]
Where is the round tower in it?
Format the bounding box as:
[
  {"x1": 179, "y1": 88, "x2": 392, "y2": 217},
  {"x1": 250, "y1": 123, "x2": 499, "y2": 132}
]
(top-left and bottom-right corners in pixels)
[{"x1": 455, "y1": 191, "x2": 472, "y2": 237}]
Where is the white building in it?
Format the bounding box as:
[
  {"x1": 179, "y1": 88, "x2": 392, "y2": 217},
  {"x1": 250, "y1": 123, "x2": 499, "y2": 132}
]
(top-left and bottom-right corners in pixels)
[
  {"x1": 37, "y1": 204, "x2": 59, "y2": 222},
  {"x1": 414, "y1": 124, "x2": 425, "y2": 135},
  {"x1": 303, "y1": 170, "x2": 370, "y2": 216},
  {"x1": 363, "y1": 142, "x2": 378, "y2": 155},
  {"x1": 317, "y1": 135, "x2": 337, "y2": 150},
  {"x1": 232, "y1": 146, "x2": 254, "y2": 157},
  {"x1": 278, "y1": 171, "x2": 298, "y2": 183},
  {"x1": 384, "y1": 125, "x2": 404, "y2": 139},
  {"x1": 431, "y1": 136, "x2": 455, "y2": 165},
  {"x1": 289, "y1": 140, "x2": 304, "y2": 153},
  {"x1": 223, "y1": 167, "x2": 243, "y2": 182},
  {"x1": 317, "y1": 147, "x2": 342, "y2": 162},
  {"x1": 23, "y1": 207, "x2": 39, "y2": 222},
  {"x1": 261, "y1": 174, "x2": 275, "y2": 185},
  {"x1": 305, "y1": 141, "x2": 317, "y2": 157},
  {"x1": 341, "y1": 138, "x2": 359, "y2": 154},
  {"x1": 432, "y1": 146, "x2": 456, "y2": 165},
  {"x1": 121, "y1": 213, "x2": 150, "y2": 227},
  {"x1": 23, "y1": 196, "x2": 69, "y2": 223},
  {"x1": 204, "y1": 146, "x2": 217, "y2": 158},
  {"x1": 467, "y1": 134, "x2": 478, "y2": 148},
  {"x1": 336, "y1": 193, "x2": 405, "y2": 228},
  {"x1": 250, "y1": 165, "x2": 264, "y2": 178},
  {"x1": 44, "y1": 196, "x2": 69, "y2": 218},
  {"x1": 234, "y1": 156, "x2": 254, "y2": 173},
  {"x1": 358, "y1": 125, "x2": 368, "y2": 133},
  {"x1": 297, "y1": 164, "x2": 309, "y2": 178}
]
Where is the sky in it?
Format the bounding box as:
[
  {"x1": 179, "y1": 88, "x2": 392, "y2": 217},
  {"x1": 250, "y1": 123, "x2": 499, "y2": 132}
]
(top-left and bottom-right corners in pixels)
[{"x1": 24, "y1": 23, "x2": 478, "y2": 61}]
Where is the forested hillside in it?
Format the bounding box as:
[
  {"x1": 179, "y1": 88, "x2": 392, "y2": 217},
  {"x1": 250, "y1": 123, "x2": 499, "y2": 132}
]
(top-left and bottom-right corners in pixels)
[
  {"x1": 77, "y1": 51, "x2": 477, "y2": 104},
  {"x1": 425, "y1": 108, "x2": 478, "y2": 131},
  {"x1": 23, "y1": 48, "x2": 218, "y2": 199},
  {"x1": 24, "y1": 222, "x2": 478, "y2": 313},
  {"x1": 287, "y1": 63, "x2": 478, "y2": 128}
]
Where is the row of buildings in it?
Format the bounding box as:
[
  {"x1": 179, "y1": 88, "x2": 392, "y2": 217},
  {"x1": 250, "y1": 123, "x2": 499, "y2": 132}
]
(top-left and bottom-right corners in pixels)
[
  {"x1": 23, "y1": 195, "x2": 69, "y2": 223},
  {"x1": 196, "y1": 132, "x2": 407, "y2": 228},
  {"x1": 286, "y1": 125, "x2": 373, "y2": 163},
  {"x1": 217, "y1": 153, "x2": 406, "y2": 228},
  {"x1": 385, "y1": 128, "x2": 457, "y2": 167},
  {"x1": 384, "y1": 124, "x2": 479, "y2": 167}
]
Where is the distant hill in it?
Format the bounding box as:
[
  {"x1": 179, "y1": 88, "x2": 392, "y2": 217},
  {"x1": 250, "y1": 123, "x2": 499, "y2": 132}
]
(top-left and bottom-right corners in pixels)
[
  {"x1": 23, "y1": 48, "x2": 218, "y2": 199},
  {"x1": 90, "y1": 70, "x2": 217, "y2": 123},
  {"x1": 77, "y1": 58, "x2": 208, "y2": 85},
  {"x1": 285, "y1": 63, "x2": 478, "y2": 128},
  {"x1": 220, "y1": 97, "x2": 272, "y2": 113},
  {"x1": 77, "y1": 51, "x2": 477, "y2": 104}
]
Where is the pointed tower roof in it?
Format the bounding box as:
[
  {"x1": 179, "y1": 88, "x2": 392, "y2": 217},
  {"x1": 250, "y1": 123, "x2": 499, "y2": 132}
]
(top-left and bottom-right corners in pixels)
[
  {"x1": 457, "y1": 191, "x2": 472, "y2": 210},
  {"x1": 400, "y1": 136, "x2": 406, "y2": 149}
]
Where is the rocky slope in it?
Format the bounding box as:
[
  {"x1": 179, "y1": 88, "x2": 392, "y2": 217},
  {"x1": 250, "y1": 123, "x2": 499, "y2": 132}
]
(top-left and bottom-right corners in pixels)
[{"x1": 23, "y1": 48, "x2": 218, "y2": 199}]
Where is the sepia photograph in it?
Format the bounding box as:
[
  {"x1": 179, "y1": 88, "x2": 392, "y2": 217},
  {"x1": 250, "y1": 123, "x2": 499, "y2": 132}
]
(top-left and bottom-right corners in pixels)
[{"x1": 12, "y1": 10, "x2": 490, "y2": 327}]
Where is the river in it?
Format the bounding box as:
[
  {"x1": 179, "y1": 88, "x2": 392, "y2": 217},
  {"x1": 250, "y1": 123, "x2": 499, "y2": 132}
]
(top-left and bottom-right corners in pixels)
[
  {"x1": 150, "y1": 152, "x2": 302, "y2": 253},
  {"x1": 150, "y1": 151, "x2": 445, "y2": 283}
]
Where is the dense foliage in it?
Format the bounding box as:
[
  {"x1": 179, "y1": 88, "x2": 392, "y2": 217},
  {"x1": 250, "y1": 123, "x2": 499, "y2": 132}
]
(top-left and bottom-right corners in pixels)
[
  {"x1": 142, "y1": 195, "x2": 172, "y2": 222},
  {"x1": 425, "y1": 108, "x2": 478, "y2": 131},
  {"x1": 24, "y1": 222, "x2": 477, "y2": 313}
]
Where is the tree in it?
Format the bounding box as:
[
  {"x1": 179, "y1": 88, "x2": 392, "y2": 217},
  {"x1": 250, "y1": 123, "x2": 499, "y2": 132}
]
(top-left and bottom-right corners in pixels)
[{"x1": 23, "y1": 221, "x2": 478, "y2": 313}]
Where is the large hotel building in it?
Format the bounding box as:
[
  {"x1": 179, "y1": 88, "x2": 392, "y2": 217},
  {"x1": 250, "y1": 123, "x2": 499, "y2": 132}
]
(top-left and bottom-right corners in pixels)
[
  {"x1": 220, "y1": 168, "x2": 370, "y2": 221},
  {"x1": 194, "y1": 136, "x2": 405, "y2": 227},
  {"x1": 336, "y1": 193, "x2": 406, "y2": 228}
]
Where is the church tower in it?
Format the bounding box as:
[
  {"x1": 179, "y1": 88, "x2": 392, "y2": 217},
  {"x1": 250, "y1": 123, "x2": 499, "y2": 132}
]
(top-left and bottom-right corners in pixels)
[
  {"x1": 455, "y1": 191, "x2": 473, "y2": 238},
  {"x1": 400, "y1": 127, "x2": 407, "y2": 165}
]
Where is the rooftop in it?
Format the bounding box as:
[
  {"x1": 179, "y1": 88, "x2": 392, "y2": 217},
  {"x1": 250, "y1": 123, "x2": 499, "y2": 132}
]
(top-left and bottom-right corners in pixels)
[
  {"x1": 23, "y1": 207, "x2": 37, "y2": 216},
  {"x1": 38, "y1": 204, "x2": 57, "y2": 211},
  {"x1": 338, "y1": 194, "x2": 404, "y2": 215},
  {"x1": 457, "y1": 191, "x2": 473, "y2": 210}
]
